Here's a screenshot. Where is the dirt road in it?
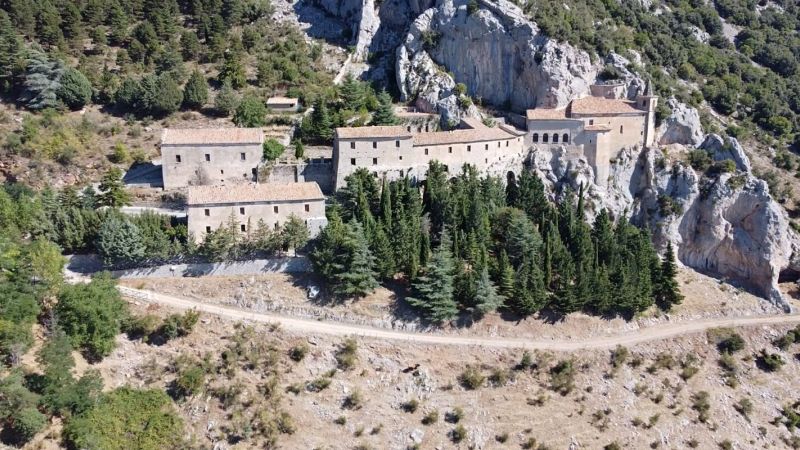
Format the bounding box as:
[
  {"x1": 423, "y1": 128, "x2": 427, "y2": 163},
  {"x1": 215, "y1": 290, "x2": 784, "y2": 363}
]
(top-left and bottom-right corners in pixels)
[{"x1": 119, "y1": 286, "x2": 800, "y2": 351}]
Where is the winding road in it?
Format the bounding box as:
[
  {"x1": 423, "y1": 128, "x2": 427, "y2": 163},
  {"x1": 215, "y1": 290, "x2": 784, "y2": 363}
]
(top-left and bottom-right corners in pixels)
[{"x1": 118, "y1": 286, "x2": 800, "y2": 351}]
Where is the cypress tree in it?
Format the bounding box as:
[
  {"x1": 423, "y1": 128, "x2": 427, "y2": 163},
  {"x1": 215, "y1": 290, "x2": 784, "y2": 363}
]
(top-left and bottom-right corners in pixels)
[
  {"x1": 655, "y1": 242, "x2": 683, "y2": 310},
  {"x1": 407, "y1": 232, "x2": 458, "y2": 323},
  {"x1": 379, "y1": 178, "x2": 392, "y2": 229},
  {"x1": 334, "y1": 221, "x2": 379, "y2": 298}
]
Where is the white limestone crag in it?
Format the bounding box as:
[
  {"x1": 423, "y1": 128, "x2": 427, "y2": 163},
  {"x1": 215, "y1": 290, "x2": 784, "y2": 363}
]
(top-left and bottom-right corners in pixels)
[
  {"x1": 604, "y1": 53, "x2": 647, "y2": 100},
  {"x1": 657, "y1": 98, "x2": 705, "y2": 146},
  {"x1": 397, "y1": 0, "x2": 597, "y2": 114},
  {"x1": 701, "y1": 133, "x2": 752, "y2": 172}
]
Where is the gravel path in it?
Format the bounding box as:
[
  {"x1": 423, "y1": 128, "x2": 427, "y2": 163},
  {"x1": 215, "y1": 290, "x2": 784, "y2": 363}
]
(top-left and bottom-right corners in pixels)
[{"x1": 118, "y1": 286, "x2": 800, "y2": 351}]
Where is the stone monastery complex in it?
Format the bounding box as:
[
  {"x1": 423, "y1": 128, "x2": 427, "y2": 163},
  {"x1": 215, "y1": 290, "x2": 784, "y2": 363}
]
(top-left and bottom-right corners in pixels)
[{"x1": 159, "y1": 84, "x2": 656, "y2": 241}]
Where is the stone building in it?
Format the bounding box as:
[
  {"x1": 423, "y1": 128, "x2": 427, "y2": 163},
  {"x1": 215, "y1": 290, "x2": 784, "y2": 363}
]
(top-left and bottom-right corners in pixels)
[
  {"x1": 186, "y1": 182, "x2": 327, "y2": 243},
  {"x1": 333, "y1": 118, "x2": 526, "y2": 189},
  {"x1": 525, "y1": 84, "x2": 657, "y2": 186},
  {"x1": 266, "y1": 97, "x2": 300, "y2": 113},
  {"x1": 160, "y1": 128, "x2": 264, "y2": 190}
]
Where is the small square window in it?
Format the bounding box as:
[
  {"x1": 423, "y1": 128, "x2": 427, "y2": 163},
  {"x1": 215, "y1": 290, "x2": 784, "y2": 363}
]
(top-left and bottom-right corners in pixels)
[
  {"x1": 304, "y1": 204, "x2": 310, "y2": 212},
  {"x1": 350, "y1": 142, "x2": 355, "y2": 149},
  {"x1": 589, "y1": 119, "x2": 594, "y2": 125},
  {"x1": 175, "y1": 155, "x2": 182, "y2": 163},
  {"x1": 240, "y1": 153, "x2": 246, "y2": 161},
  {"x1": 204, "y1": 209, "x2": 210, "y2": 216},
  {"x1": 372, "y1": 141, "x2": 377, "y2": 149},
  {"x1": 240, "y1": 224, "x2": 246, "y2": 232},
  {"x1": 350, "y1": 158, "x2": 356, "y2": 165},
  {"x1": 205, "y1": 154, "x2": 211, "y2": 162},
  {"x1": 373, "y1": 157, "x2": 378, "y2": 165},
  {"x1": 205, "y1": 226, "x2": 211, "y2": 233},
  {"x1": 273, "y1": 206, "x2": 279, "y2": 213},
  {"x1": 239, "y1": 207, "x2": 245, "y2": 215},
  {"x1": 399, "y1": 155, "x2": 403, "y2": 161}
]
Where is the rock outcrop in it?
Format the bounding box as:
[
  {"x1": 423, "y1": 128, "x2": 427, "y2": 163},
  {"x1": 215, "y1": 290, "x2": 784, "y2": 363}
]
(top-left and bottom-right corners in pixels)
[
  {"x1": 657, "y1": 98, "x2": 705, "y2": 147},
  {"x1": 701, "y1": 133, "x2": 752, "y2": 172},
  {"x1": 397, "y1": 0, "x2": 597, "y2": 114},
  {"x1": 604, "y1": 53, "x2": 647, "y2": 100}
]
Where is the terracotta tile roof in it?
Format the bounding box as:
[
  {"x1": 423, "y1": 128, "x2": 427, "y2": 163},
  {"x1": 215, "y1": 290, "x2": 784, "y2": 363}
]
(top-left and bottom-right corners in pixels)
[
  {"x1": 526, "y1": 108, "x2": 568, "y2": 120},
  {"x1": 413, "y1": 126, "x2": 519, "y2": 146},
  {"x1": 161, "y1": 128, "x2": 264, "y2": 146},
  {"x1": 570, "y1": 96, "x2": 644, "y2": 115},
  {"x1": 584, "y1": 124, "x2": 612, "y2": 132},
  {"x1": 459, "y1": 117, "x2": 487, "y2": 129},
  {"x1": 335, "y1": 126, "x2": 412, "y2": 139},
  {"x1": 266, "y1": 97, "x2": 298, "y2": 105},
  {"x1": 187, "y1": 182, "x2": 324, "y2": 205}
]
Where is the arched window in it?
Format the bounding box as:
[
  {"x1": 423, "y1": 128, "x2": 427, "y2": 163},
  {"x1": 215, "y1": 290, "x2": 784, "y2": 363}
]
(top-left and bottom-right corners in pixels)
[
  {"x1": 543, "y1": 133, "x2": 549, "y2": 143},
  {"x1": 552, "y1": 133, "x2": 559, "y2": 143},
  {"x1": 563, "y1": 133, "x2": 569, "y2": 143},
  {"x1": 532, "y1": 133, "x2": 539, "y2": 143}
]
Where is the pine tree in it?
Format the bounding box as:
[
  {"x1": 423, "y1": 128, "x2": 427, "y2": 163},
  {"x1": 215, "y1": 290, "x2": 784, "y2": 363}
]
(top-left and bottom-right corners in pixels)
[
  {"x1": 512, "y1": 256, "x2": 547, "y2": 316},
  {"x1": 379, "y1": 178, "x2": 392, "y2": 229},
  {"x1": 218, "y1": 50, "x2": 246, "y2": 89},
  {"x1": 214, "y1": 81, "x2": 240, "y2": 116},
  {"x1": 371, "y1": 89, "x2": 397, "y2": 125},
  {"x1": 506, "y1": 173, "x2": 520, "y2": 208},
  {"x1": 182, "y1": 70, "x2": 208, "y2": 110},
  {"x1": 97, "y1": 168, "x2": 131, "y2": 208},
  {"x1": 495, "y1": 250, "x2": 515, "y2": 301},
  {"x1": 407, "y1": 232, "x2": 458, "y2": 323},
  {"x1": 333, "y1": 221, "x2": 379, "y2": 298},
  {"x1": 655, "y1": 242, "x2": 683, "y2": 310},
  {"x1": 280, "y1": 214, "x2": 309, "y2": 256},
  {"x1": 57, "y1": 68, "x2": 92, "y2": 110},
  {"x1": 311, "y1": 98, "x2": 334, "y2": 142},
  {"x1": 474, "y1": 266, "x2": 503, "y2": 317},
  {"x1": 0, "y1": 10, "x2": 22, "y2": 91},
  {"x1": 339, "y1": 74, "x2": 364, "y2": 111},
  {"x1": 309, "y1": 210, "x2": 346, "y2": 281},
  {"x1": 370, "y1": 224, "x2": 396, "y2": 280},
  {"x1": 96, "y1": 215, "x2": 145, "y2": 267}
]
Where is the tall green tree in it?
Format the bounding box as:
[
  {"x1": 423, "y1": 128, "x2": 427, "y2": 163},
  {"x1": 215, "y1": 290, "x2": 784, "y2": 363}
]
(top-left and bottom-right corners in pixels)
[
  {"x1": 371, "y1": 89, "x2": 397, "y2": 125},
  {"x1": 214, "y1": 81, "x2": 240, "y2": 116},
  {"x1": 474, "y1": 266, "x2": 503, "y2": 317},
  {"x1": 97, "y1": 168, "x2": 131, "y2": 208},
  {"x1": 233, "y1": 94, "x2": 267, "y2": 127},
  {"x1": 182, "y1": 70, "x2": 208, "y2": 110},
  {"x1": 407, "y1": 232, "x2": 458, "y2": 323},
  {"x1": 281, "y1": 214, "x2": 309, "y2": 256},
  {"x1": 218, "y1": 50, "x2": 246, "y2": 89},
  {"x1": 655, "y1": 242, "x2": 683, "y2": 310},
  {"x1": 57, "y1": 68, "x2": 92, "y2": 110},
  {"x1": 339, "y1": 74, "x2": 364, "y2": 111},
  {"x1": 333, "y1": 221, "x2": 378, "y2": 298},
  {"x1": 96, "y1": 215, "x2": 146, "y2": 267}
]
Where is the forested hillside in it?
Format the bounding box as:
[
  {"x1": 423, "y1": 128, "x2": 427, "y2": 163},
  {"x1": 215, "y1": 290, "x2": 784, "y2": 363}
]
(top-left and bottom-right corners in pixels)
[{"x1": 518, "y1": 0, "x2": 800, "y2": 147}]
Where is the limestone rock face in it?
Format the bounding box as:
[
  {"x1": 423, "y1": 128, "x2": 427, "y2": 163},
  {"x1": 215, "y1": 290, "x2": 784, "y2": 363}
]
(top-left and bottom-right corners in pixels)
[
  {"x1": 701, "y1": 134, "x2": 752, "y2": 172},
  {"x1": 604, "y1": 53, "x2": 647, "y2": 100},
  {"x1": 657, "y1": 98, "x2": 705, "y2": 147},
  {"x1": 397, "y1": 0, "x2": 597, "y2": 114}
]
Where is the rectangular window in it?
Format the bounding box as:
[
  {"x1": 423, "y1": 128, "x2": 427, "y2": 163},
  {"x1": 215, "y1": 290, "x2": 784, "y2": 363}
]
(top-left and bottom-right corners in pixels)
[
  {"x1": 205, "y1": 226, "x2": 211, "y2": 233},
  {"x1": 448, "y1": 147, "x2": 452, "y2": 154},
  {"x1": 485, "y1": 144, "x2": 488, "y2": 150},
  {"x1": 395, "y1": 140, "x2": 400, "y2": 148},
  {"x1": 372, "y1": 141, "x2": 377, "y2": 149},
  {"x1": 204, "y1": 209, "x2": 210, "y2": 216},
  {"x1": 373, "y1": 157, "x2": 378, "y2": 165},
  {"x1": 350, "y1": 142, "x2": 355, "y2": 149},
  {"x1": 305, "y1": 204, "x2": 310, "y2": 212},
  {"x1": 239, "y1": 207, "x2": 245, "y2": 215},
  {"x1": 350, "y1": 158, "x2": 356, "y2": 166},
  {"x1": 240, "y1": 224, "x2": 246, "y2": 232},
  {"x1": 589, "y1": 119, "x2": 594, "y2": 125},
  {"x1": 467, "y1": 145, "x2": 471, "y2": 152},
  {"x1": 399, "y1": 155, "x2": 403, "y2": 161},
  {"x1": 274, "y1": 222, "x2": 279, "y2": 230},
  {"x1": 506, "y1": 141, "x2": 509, "y2": 147},
  {"x1": 205, "y1": 154, "x2": 211, "y2": 162},
  {"x1": 175, "y1": 155, "x2": 181, "y2": 163},
  {"x1": 240, "y1": 153, "x2": 246, "y2": 161},
  {"x1": 273, "y1": 206, "x2": 279, "y2": 213},
  {"x1": 424, "y1": 148, "x2": 429, "y2": 155},
  {"x1": 497, "y1": 142, "x2": 501, "y2": 147}
]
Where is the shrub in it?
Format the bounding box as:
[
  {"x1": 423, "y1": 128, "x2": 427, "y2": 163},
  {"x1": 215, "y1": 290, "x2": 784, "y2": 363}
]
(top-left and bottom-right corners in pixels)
[
  {"x1": 173, "y1": 365, "x2": 205, "y2": 399},
  {"x1": 688, "y1": 149, "x2": 712, "y2": 171},
  {"x1": 8, "y1": 407, "x2": 47, "y2": 444},
  {"x1": 402, "y1": 399, "x2": 419, "y2": 413},
  {"x1": 451, "y1": 424, "x2": 467, "y2": 443},
  {"x1": 713, "y1": 330, "x2": 746, "y2": 354},
  {"x1": 517, "y1": 350, "x2": 534, "y2": 370},
  {"x1": 550, "y1": 360, "x2": 575, "y2": 395},
  {"x1": 306, "y1": 377, "x2": 332, "y2": 392},
  {"x1": 718, "y1": 353, "x2": 738, "y2": 387},
  {"x1": 610, "y1": 345, "x2": 629, "y2": 370},
  {"x1": 691, "y1": 391, "x2": 711, "y2": 423},
  {"x1": 334, "y1": 415, "x2": 347, "y2": 425},
  {"x1": 57, "y1": 68, "x2": 92, "y2": 110},
  {"x1": 262, "y1": 138, "x2": 285, "y2": 161},
  {"x1": 289, "y1": 344, "x2": 308, "y2": 362},
  {"x1": 458, "y1": 365, "x2": 485, "y2": 390},
  {"x1": 335, "y1": 338, "x2": 358, "y2": 371},
  {"x1": 233, "y1": 95, "x2": 268, "y2": 127},
  {"x1": 342, "y1": 389, "x2": 363, "y2": 410},
  {"x1": 496, "y1": 432, "x2": 509, "y2": 443},
  {"x1": 446, "y1": 406, "x2": 464, "y2": 423},
  {"x1": 734, "y1": 397, "x2": 753, "y2": 420},
  {"x1": 422, "y1": 410, "x2": 438, "y2": 425},
  {"x1": 214, "y1": 82, "x2": 240, "y2": 116},
  {"x1": 680, "y1": 355, "x2": 700, "y2": 381},
  {"x1": 709, "y1": 159, "x2": 736, "y2": 174},
  {"x1": 488, "y1": 368, "x2": 510, "y2": 387},
  {"x1": 756, "y1": 350, "x2": 784, "y2": 372}
]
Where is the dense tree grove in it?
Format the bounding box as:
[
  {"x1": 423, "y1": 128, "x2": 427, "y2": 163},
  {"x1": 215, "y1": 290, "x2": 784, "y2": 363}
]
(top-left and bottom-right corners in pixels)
[
  {"x1": 520, "y1": 0, "x2": 800, "y2": 144},
  {"x1": 0, "y1": 0, "x2": 332, "y2": 118},
  {"x1": 311, "y1": 163, "x2": 682, "y2": 322}
]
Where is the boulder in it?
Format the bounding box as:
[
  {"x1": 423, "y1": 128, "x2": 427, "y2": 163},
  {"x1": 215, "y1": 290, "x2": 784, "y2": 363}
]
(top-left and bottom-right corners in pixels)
[
  {"x1": 657, "y1": 98, "x2": 704, "y2": 147},
  {"x1": 701, "y1": 134, "x2": 752, "y2": 172}
]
